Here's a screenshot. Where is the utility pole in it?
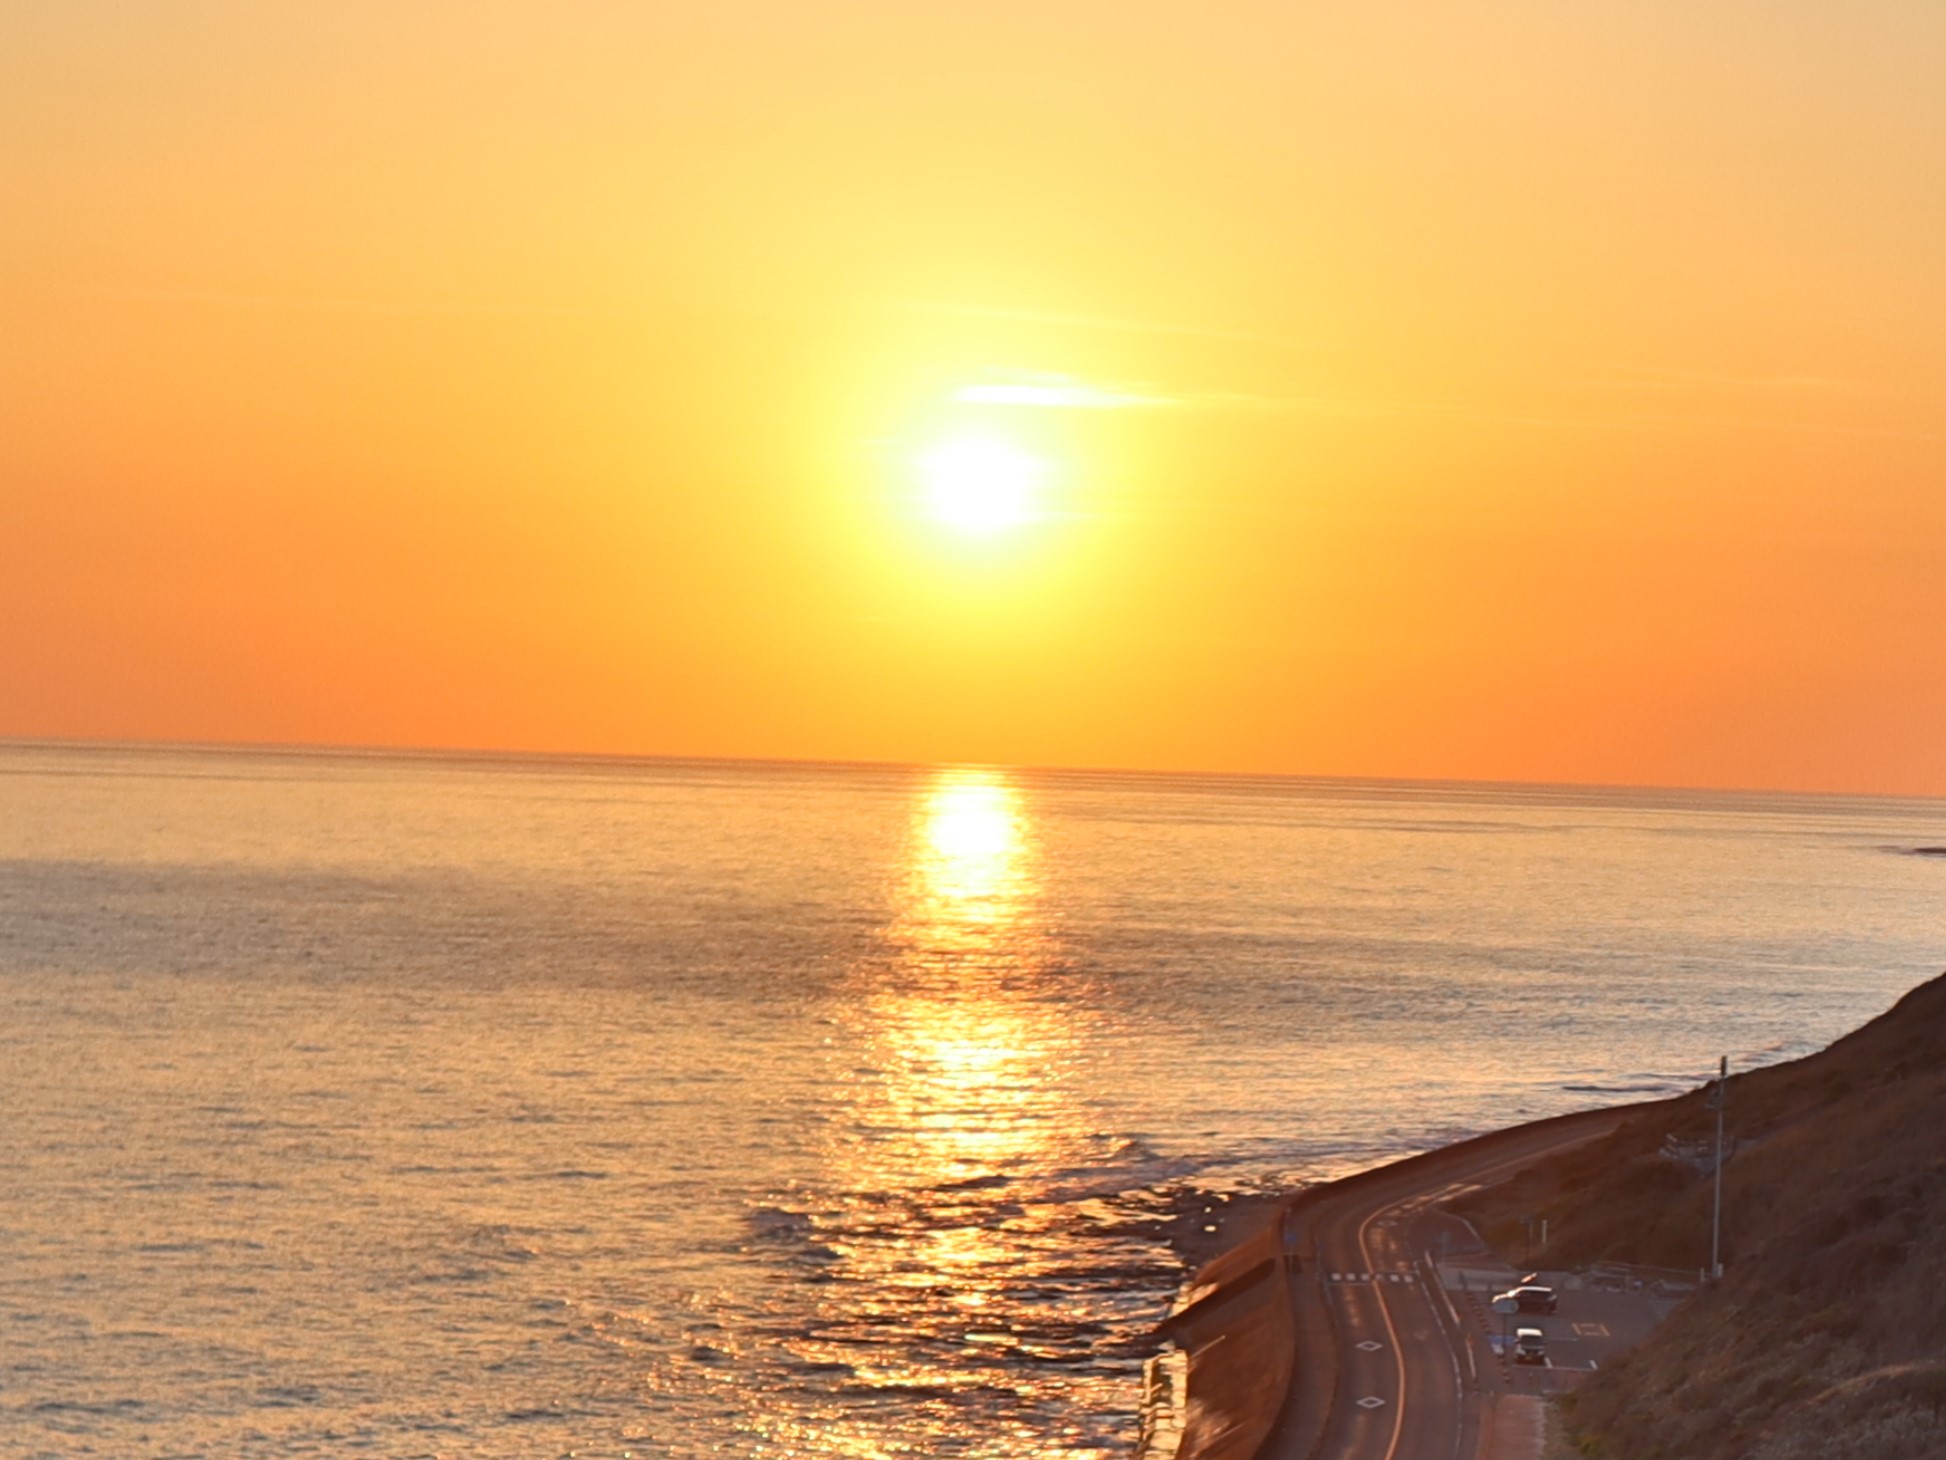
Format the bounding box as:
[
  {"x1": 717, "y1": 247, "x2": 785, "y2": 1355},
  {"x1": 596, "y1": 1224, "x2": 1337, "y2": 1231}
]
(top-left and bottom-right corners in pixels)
[{"x1": 1710, "y1": 1055, "x2": 1728, "y2": 1282}]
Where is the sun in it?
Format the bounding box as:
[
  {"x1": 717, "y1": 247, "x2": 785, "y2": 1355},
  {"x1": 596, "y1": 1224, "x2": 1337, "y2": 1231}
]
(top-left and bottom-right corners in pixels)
[{"x1": 918, "y1": 435, "x2": 1047, "y2": 535}]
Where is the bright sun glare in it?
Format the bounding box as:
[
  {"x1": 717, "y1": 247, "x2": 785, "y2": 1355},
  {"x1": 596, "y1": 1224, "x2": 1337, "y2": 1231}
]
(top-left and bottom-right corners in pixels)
[{"x1": 919, "y1": 436, "x2": 1046, "y2": 535}]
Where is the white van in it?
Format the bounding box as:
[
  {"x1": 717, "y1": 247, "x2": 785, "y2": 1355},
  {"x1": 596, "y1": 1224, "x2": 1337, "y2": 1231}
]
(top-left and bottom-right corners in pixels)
[{"x1": 1513, "y1": 1327, "x2": 1547, "y2": 1365}]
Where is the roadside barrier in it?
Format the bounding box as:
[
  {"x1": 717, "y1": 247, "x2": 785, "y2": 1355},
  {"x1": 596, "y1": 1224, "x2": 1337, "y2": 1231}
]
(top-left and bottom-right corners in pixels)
[{"x1": 1458, "y1": 1284, "x2": 1516, "y2": 1382}]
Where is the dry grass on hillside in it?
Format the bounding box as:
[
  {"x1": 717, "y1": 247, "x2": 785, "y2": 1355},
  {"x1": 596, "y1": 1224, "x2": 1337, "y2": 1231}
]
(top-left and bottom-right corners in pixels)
[{"x1": 1454, "y1": 974, "x2": 1946, "y2": 1460}]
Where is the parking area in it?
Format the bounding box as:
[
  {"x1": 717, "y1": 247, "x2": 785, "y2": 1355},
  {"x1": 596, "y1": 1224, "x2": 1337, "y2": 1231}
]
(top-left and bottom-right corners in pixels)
[{"x1": 1437, "y1": 1263, "x2": 1686, "y2": 1392}]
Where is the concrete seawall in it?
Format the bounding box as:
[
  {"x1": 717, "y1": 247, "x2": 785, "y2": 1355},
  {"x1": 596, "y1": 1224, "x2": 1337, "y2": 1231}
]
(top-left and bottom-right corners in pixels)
[{"x1": 1159, "y1": 1207, "x2": 1297, "y2": 1460}]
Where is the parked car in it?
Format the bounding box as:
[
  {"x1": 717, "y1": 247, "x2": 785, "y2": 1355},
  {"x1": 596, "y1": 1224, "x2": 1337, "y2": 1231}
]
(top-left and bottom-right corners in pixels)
[
  {"x1": 1493, "y1": 1284, "x2": 1558, "y2": 1314},
  {"x1": 1513, "y1": 1327, "x2": 1547, "y2": 1365}
]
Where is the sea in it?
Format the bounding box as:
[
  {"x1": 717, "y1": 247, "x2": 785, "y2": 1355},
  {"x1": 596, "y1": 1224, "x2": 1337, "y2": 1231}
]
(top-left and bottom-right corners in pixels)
[{"x1": 3, "y1": 743, "x2": 1943, "y2": 1459}]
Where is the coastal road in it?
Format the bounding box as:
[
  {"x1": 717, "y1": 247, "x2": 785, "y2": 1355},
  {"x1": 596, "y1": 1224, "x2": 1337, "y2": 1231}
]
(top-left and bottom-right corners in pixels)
[{"x1": 1265, "y1": 1110, "x2": 1629, "y2": 1460}]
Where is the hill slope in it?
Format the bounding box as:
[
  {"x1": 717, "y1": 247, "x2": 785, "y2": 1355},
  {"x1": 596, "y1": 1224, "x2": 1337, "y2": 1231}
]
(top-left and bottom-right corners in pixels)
[{"x1": 1451, "y1": 973, "x2": 1946, "y2": 1460}]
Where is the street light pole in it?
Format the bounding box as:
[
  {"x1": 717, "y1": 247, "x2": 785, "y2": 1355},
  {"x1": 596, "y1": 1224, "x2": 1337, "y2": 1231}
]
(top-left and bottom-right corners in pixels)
[{"x1": 1710, "y1": 1055, "x2": 1727, "y2": 1282}]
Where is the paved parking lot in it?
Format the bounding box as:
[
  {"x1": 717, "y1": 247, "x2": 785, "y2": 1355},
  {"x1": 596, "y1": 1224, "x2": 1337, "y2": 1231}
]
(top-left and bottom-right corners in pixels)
[{"x1": 1438, "y1": 1263, "x2": 1686, "y2": 1392}]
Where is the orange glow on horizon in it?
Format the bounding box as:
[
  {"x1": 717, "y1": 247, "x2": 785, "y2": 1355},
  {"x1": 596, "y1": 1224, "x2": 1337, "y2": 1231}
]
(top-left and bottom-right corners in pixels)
[{"x1": 5, "y1": 5, "x2": 1946, "y2": 794}]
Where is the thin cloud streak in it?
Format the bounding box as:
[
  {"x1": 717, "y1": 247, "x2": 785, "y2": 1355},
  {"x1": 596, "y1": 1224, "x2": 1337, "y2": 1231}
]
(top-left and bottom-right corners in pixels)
[
  {"x1": 89, "y1": 287, "x2": 595, "y2": 316},
  {"x1": 1253, "y1": 391, "x2": 1941, "y2": 443},
  {"x1": 892, "y1": 298, "x2": 1312, "y2": 351},
  {"x1": 945, "y1": 366, "x2": 1936, "y2": 441},
  {"x1": 952, "y1": 371, "x2": 1174, "y2": 410},
  {"x1": 1572, "y1": 361, "x2": 1886, "y2": 395}
]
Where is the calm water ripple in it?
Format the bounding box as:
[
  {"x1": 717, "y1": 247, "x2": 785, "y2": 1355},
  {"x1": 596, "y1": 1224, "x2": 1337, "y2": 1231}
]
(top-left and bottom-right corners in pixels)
[{"x1": 2, "y1": 745, "x2": 1943, "y2": 1456}]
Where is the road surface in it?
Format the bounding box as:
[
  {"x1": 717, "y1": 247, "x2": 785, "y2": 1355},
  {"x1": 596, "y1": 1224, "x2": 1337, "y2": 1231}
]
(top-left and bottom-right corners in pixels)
[{"x1": 1261, "y1": 1108, "x2": 1629, "y2": 1460}]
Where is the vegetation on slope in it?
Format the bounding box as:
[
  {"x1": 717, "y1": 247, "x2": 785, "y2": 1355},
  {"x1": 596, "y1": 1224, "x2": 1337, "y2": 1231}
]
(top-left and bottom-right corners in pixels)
[{"x1": 1451, "y1": 973, "x2": 1946, "y2": 1460}]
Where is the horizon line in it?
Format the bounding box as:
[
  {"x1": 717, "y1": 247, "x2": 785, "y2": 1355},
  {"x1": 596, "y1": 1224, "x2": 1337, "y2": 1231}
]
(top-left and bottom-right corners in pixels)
[{"x1": 4, "y1": 733, "x2": 1941, "y2": 808}]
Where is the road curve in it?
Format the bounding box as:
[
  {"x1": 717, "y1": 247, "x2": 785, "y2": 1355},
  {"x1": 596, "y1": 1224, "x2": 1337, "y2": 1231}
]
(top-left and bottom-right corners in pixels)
[{"x1": 1259, "y1": 1106, "x2": 1633, "y2": 1460}]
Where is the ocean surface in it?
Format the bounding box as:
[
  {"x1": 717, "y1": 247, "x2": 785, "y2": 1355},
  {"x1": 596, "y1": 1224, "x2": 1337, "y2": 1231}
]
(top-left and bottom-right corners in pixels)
[{"x1": 3, "y1": 744, "x2": 1943, "y2": 1459}]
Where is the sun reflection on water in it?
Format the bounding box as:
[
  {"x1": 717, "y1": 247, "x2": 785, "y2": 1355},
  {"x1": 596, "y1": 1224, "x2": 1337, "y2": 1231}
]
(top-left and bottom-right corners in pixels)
[
  {"x1": 874, "y1": 768, "x2": 1075, "y2": 1179},
  {"x1": 757, "y1": 771, "x2": 1152, "y2": 1456},
  {"x1": 909, "y1": 769, "x2": 1034, "y2": 933}
]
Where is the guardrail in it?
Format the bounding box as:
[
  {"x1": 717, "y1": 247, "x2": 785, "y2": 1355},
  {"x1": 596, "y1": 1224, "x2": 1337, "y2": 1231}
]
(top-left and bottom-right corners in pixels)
[{"x1": 1583, "y1": 1259, "x2": 1703, "y2": 1295}]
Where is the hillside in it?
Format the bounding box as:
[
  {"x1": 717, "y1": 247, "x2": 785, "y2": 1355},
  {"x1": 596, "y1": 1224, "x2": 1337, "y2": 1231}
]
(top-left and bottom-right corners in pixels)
[{"x1": 1451, "y1": 973, "x2": 1946, "y2": 1460}]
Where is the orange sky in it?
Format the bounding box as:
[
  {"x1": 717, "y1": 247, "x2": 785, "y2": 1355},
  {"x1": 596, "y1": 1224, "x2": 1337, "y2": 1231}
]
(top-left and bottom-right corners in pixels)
[{"x1": 5, "y1": 2, "x2": 1946, "y2": 794}]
